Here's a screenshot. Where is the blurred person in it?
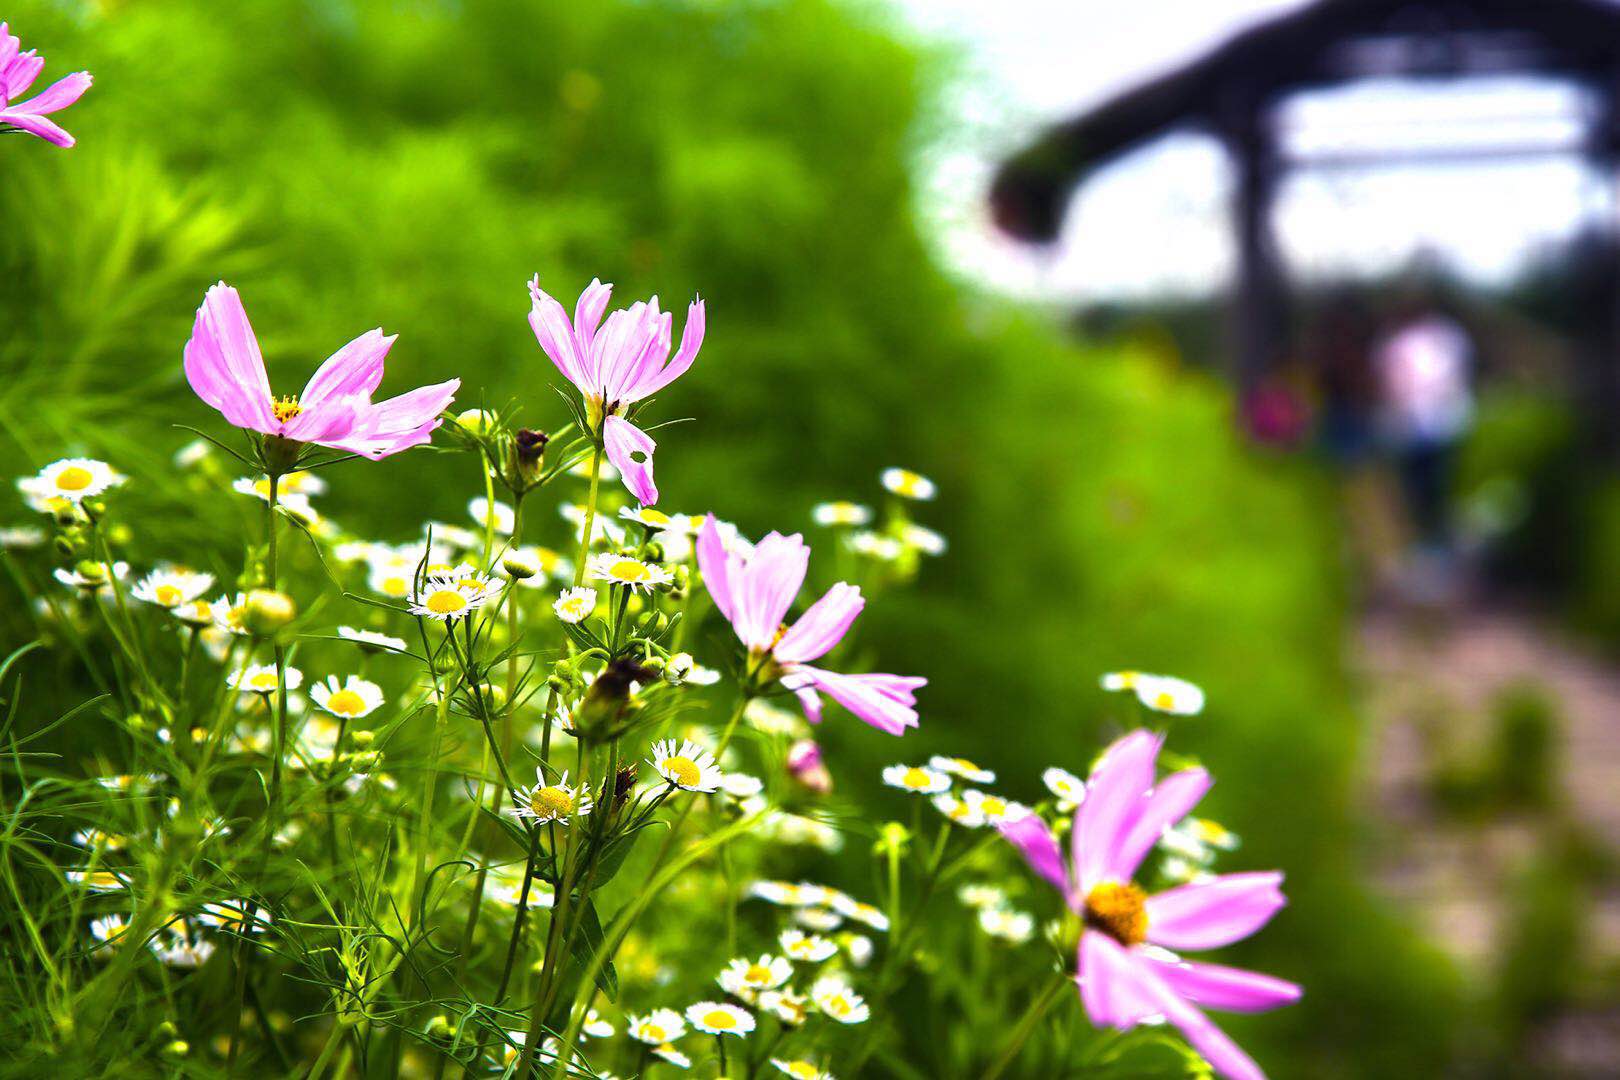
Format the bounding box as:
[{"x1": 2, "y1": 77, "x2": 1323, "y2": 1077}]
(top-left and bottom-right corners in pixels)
[{"x1": 1374, "y1": 295, "x2": 1475, "y2": 598}]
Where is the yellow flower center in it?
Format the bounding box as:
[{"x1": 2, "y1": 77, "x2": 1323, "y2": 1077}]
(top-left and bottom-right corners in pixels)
[
  {"x1": 642, "y1": 1024, "x2": 665, "y2": 1042},
  {"x1": 639, "y1": 509, "x2": 670, "y2": 526},
  {"x1": 326, "y1": 689, "x2": 367, "y2": 716},
  {"x1": 663, "y1": 755, "x2": 702, "y2": 788},
  {"x1": 1153, "y1": 691, "x2": 1176, "y2": 710},
  {"x1": 154, "y1": 584, "x2": 184, "y2": 607},
  {"x1": 530, "y1": 786, "x2": 575, "y2": 818},
  {"x1": 953, "y1": 758, "x2": 981, "y2": 772},
  {"x1": 745, "y1": 963, "x2": 773, "y2": 984},
  {"x1": 902, "y1": 767, "x2": 934, "y2": 789},
  {"x1": 703, "y1": 1009, "x2": 736, "y2": 1030},
  {"x1": 826, "y1": 995, "x2": 852, "y2": 1015},
  {"x1": 381, "y1": 576, "x2": 408, "y2": 597},
  {"x1": 787, "y1": 1064, "x2": 818, "y2": 1080},
  {"x1": 425, "y1": 590, "x2": 467, "y2": 614},
  {"x1": 981, "y1": 797, "x2": 1007, "y2": 816},
  {"x1": 1084, "y1": 881, "x2": 1149, "y2": 946},
  {"x1": 608, "y1": 558, "x2": 650, "y2": 583},
  {"x1": 56, "y1": 466, "x2": 94, "y2": 492},
  {"x1": 272, "y1": 395, "x2": 302, "y2": 422},
  {"x1": 249, "y1": 672, "x2": 279, "y2": 691}
]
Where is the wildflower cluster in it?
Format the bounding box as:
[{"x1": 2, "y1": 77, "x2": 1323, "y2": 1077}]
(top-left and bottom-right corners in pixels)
[{"x1": 3, "y1": 39, "x2": 1299, "y2": 1073}]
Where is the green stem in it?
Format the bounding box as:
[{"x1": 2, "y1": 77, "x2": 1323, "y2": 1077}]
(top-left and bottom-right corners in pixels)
[
  {"x1": 573, "y1": 446, "x2": 602, "y2": 588},
  {"x1": 979, "y1": 978, "x2": 1068, "y2": 1080}
]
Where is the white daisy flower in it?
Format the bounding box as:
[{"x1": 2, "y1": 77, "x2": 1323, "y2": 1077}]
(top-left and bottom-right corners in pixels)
[
  {"x1": 648, "y1": 739, "x2": 723, "y2": 793},
  {"x1": 793, "y1": 907, "x2": 845, "y2": 932},
  {"x1": 0, "y1": 526, "x2": 45, "y2": 548},
  {"x1": 337, "y1": 626, "x2": 409, "y2": 653},
  {"x1": 931, "y1": 792, "x2": 987, "y2": 827},
  {"x1": 468, "y1": 496, "x2": 515, "y2": 535},
  {"x1": 810, "y1": 977, "x2": 869, "y2": 1024},
  {"x1": 719, "y1": 955, "x2": 792, "y2": 998},
  {"x1": 929, "y1": 755, "x2": 995, "y2": 784},
  {"x1": 900, "y1": 523, "x2": 947, "y2": 556},
  {"x1": 482, "y1": 863, "x2": 556, "y2": 909},
  {"x1": 295, "y1": 715, "x2": 344, "y2": 761},
  {"x1": 427, "y1": 523, "x2": 482, "y2": 551},
  {"x1": 25, "y1": 459, "x2": 124, "y2": 503},
  {"x1": 848, "y1": 530, "x2": 903, "y2": 561},
  {"x1": 958, "y1": 883, "x2": 1007, "y2": 910},
  {"x1": 841, "y1": 933, "x2": 875, "y2": 967},
  {"x1": 652, "y1": 1043, "x2": 691, "y2": 1068},
  {"x1": 149, "y1": 925, "x2": 215, "y2": 968},
  {"x1": 509, "y1": 769, "x2": 593, "y2": 824},
  {"x1": 779, "y1": 928, "x2": 838, "y2": 963},
  {"x1": 310, "y1": 675, "x2": 384, "y2": 719},
  {"x1": 961, "y1": 789, "x2": 1029, "y2": 826},
  {"x1": 582, "y1": 1008, "x2": 614, "y2": 1039},
  {"x1": 627, "y1": 1008, "x2": 686, "y2": 1045},
  {"x1": 54, "y1": 561, "x2": 128, "y2": 591},
  {"x1": 747, "y1": 880, "x2": 829, "y2": 907},
  {"x1": 758, "y1": 988, "x2": 810, "y2": 1027},
  {"x1": 174, "y1": 439, "x2": 212, "y2": 468},
  {"x1": 553, "y1": 586, "x2": 597, "y2": 624},
  {"x1": 827, "y1": 893, "x2": 889, "y2": 932},
  {"x1": 811, "y1": 501, "x2": 872, "y2": 527},
  {"x1": 89, "y1": 914, "x2": 130, "y2": 948},
  {"x1": 719, "y1": 772, "x2": 764, "y2": 800},
  {"x1": 880, "y1": 467, "x2": 935, "y2": 501},
  {"x1": 772, "y1": 1059, "x2": 834, "y2": 1080},
  {"x1": 1042, "y1": 767, "x2": 1087, "y2": 811},
  {"x1": 881, "y1": 764, "x2": 950, "y2": 795},
  {"x1": 620, "y1": 505, "x2": 675, "y2": 529},
  {"x1": 210, "y1": 594, "x2": 252, "y2": 635},
  {"x1": 684, "y1": 1002, "x2": 754, "y2": 1037},
  {"x1": 129, "y1": 567, "x2": 214, "y2": 610},
  {"x1": 195, "y1": 899, "x2": 268, "y2": 935},
  {"x1": 66, "y1": 869, "x2": 128, "y2": 893},
  {"x1": 978, "y1": 907, "x2": 1035, "y2": 944},
  {"x1": 1133, "y1": 673, "x2": 1206, "y2": 716},
  {"x1": 1100, "y1": 670, "x2": 1142, "y2": 692},
  {"x1": 172, "y1": 598, "x2": 217, "y2": 627},
  {"x1": 228, "y1": 664, "x2": 303, "y2": 695},
  {"x1": 409, "y1": 574, "x2": 496, "y2": 620},
  {"x1": 1161, "y1": 816, "x2": 1239, "y2": 862},
  {"x1": 586, "y1": 552, "x2": 671, "y2": 591}
]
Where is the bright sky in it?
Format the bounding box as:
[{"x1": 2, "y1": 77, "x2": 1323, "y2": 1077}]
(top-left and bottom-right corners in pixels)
[{"x1": 892, "y1": 0, "x2": 1617, "y2": 300}]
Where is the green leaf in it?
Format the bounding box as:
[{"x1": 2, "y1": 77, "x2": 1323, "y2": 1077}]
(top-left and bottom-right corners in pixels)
[{"x1": 567, "y1": 898, "x2": 617, "y2": 1002}]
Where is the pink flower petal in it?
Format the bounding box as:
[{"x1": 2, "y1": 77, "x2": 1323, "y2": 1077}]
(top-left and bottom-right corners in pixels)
[
  {"x1": 0, "y1": 108, "x2": 72, "y2": 147},
  {"x1": 631, "y1": 297, "x2": 705, "y2": 399},
  {"x1": 1127, "y1": 949, "x2": 1271, "y2": 1080},
  {"x1": 183, "y1": 283, "x2": 276, "y2": 433},
  {"x1": 1140, "y1": 954, "x2": 1301, "y2": 1014},
  {"x1": 782, "y1": 664, "x2": 923, "y2": 735},
  {"x1": 1145, "y1": 872, "x2": 1287, "y2": 952},
  {"x1": 324, "y1": 378, "x2": 459, "y2": 459},
  {"x1": 603, "y1": 414, "x2": 658, "y2": 506},
  {"x1": 734, "y1": 532, "x2": 809, "y2": 650},
  {"x1": 1112, "y1": 767, "x2": 1212, "y2": 883},
  {"x1": 1072, "y1": 730, "x2": 1162, "y2": 894},
  {"x1": 298, "y1": 328, "x2": 393, "y2": 408},
  {"x1": 1078, "y1": 931, "x2": 1161, "y2": 1029},
  {"x1": 528, "y1": 277, "x2": 589, "y2": 391},
  {"x1": 6, "y1": 70, "x2": 89, "y2": 115},
  {"x1": 696, "y1": 514, "x2": 738, "y2": 623},
  {"x1": 997, "y1": 813, "x2": 1071, "y2": 899},
  {"x1": 574, "y1": 277, "x2": 613, "y2": 356},
  {"x1": 773, "y1": 582, "x2": 864, "y2": 664}
]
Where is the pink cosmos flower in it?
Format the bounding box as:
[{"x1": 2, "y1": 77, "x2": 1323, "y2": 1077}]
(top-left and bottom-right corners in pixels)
[
  {"x1": 184, "y1": 282, "x2": 460, "y2": 460},
  {"x1": 998, "y1": 730, "x2": 1299, "y2": 1080},
  {"x1": 0, "y1": 23, "x2": 91, "y2": 148},
  {"x1": 527, "y1": 277, "x2": 705, "y2": 506},
  {"x1": 696, "y1": 515, "x2": 924, "y2": 735}
]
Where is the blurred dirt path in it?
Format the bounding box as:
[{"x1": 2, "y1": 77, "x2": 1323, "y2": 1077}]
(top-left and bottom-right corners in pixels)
[{"x1": 1354, "y1": 602, "x2": 1620, "y2": 1070}]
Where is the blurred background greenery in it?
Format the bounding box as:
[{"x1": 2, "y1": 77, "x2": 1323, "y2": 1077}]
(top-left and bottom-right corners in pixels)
[{"x1": 19, "y1": 0, "x2": 1604, "y2": 1074}]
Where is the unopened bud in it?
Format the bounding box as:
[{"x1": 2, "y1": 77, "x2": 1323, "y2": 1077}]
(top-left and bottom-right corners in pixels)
[
  {"x1": 351, "y1": 730, "x2": 375, "y2": 747},
  {"x1": 456, "y1": 409, "x2": 496, "y2": 434},
  {"x1": 501, "y1": 548, "x2": 541, "y2": 580},
  {"x1": 664, "y1": 652, "x2": 695, "y2": 685},
  {"x1": 243, "y1": 589, "x2": 296, "y2": 635},
  {"x1": 162, "y1": 1040, "x2": 190, "y2": 1058},
  {"x1": 513, "y1": 428, "x2": 549, "y2": 484}
]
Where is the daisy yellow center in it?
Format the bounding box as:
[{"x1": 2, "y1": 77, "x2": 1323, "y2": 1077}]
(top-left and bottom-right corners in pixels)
[
  {"x1": 608, "y1": 558, "x2": 650, "y2": 583},
  {"x1": 1153, "y1": 691, "x2": 1176, "y2": 710},
  {"x1": 272, "y1": 395, "x2": 302, "y2": 422},
  {"x1": 703, "y1": 1009, "x2": 736, "y2": 1030},
  {"x1": 530, "y1": 786, "x2": 575, "y2": 818},
  {"x1": 56, "y1": 466, "x2": 94, "y2": 492},
  {"x1": 381, "y1": 576, "x2": 408, "y2": 597},
  {"x1": 663, "y1": 755, "x2": 701, "y2": 788},
  {"x1": 326, "y1": 689, "x2": 367, "y2": 716},
  {"x1": 745, "y1": 963, "x2": 773, "y2": 984},
  {"x1": 249, "y1": 672, "x2": 279, "y2": 691},
  {"x1": 425, "y1": 590, "x2": 467, "y2": 614},
  {"x1": 787, "y1": 1064, "x2": 819, "y2": 1080},
  {"x1": 640, "y1": 509, "x2": 670, "y2": 525},
  {"x1": 954, "y1": 758, "x2": 981, "y2": 772},
  {"x1": 826, "y1": 995, "x2": 852, "y2": 1015},
  {"x1": 154, "y1": 584, "x2": 184, "y2": 606},
  {"x1": 1084, "y1": 881, "x2": 1149, "y2": 946},
  {"x1": 901, "y1": 767, "x2": 934, "y2": 789},
  {"x1": 642, "y1": 1023, "x2": 665, "y2": 1042},
  {"x1": 947, "y1": 802, "x2": 972, "y2": 820},
  {"x1": 981, "y1": 797, "x2": 1007, "y2": 816},
  {"x1": 562, "y1": 598, "x2": 589, "y2": 616}
]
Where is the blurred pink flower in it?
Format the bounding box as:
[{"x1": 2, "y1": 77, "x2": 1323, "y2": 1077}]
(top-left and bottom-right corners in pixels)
[
  {"x1": 183, "y1": 282, "x2": 459, "y2": 460},
  {"x1": 787, "y1": 738, "x2": 832, "y2": 794},
  {"x1": 697, "y1": 516, "x2": 924, "y2": 735},
  {"x1": 527, "y1": 276, "x2": 704, "y2": 505},
  {"x1": 998, "y1": 730, "x2": 1299, "y2": 1080},
  {"x1": 0, "y1": 23, "x2": 91, "y2": 148}
]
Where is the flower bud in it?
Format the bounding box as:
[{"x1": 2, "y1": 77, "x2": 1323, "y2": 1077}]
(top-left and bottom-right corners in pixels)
[
  {"x1": 72, "y1": 559, "x2": 107, "y2": 587},
  {"x1": 456, "y1": 409, "x2": 496, "y2": 434},
  {"x1": 874, "y1": 821, "x2": 911, "y2": 857},
  {"x1": 664, "y1": 652, "x2": 695, "y2": 686},
  {"x1": 513, "y1": 428, "x2": 549, "y2": 485},
  {"x1": 244, "y1": 589, "x2": 296, "y2": 635},
  {"x1": 52, "y1": 535, "x2": 75, "y2": 558},
  {"x1": 162, "y1": 1040, "x2": 190, "y2": 1058},
  {"x1": 501, "y1": 548, "x2": 541, "y2": 580},
  {"x1": 351, "y1": 730, "x2": 376, "y2": 748},
  {"x1": 52, "y1": 501, "x2": 80, "y2": 528},
  {"x1": 787, "y1": 739, "x2": 832, "y2": 794}
]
